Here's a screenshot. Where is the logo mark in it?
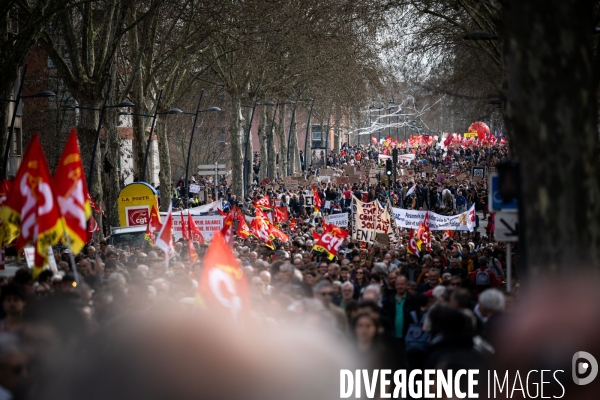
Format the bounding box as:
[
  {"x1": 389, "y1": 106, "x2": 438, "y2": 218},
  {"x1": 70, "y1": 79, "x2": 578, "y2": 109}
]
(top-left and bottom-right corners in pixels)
[{"x1": 572, "y1": 351, "x2": 598, "y2": 385}]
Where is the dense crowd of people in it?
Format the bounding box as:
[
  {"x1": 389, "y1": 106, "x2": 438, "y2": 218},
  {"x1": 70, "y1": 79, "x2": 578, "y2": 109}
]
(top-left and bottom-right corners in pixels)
[{"x1": 0, "y1": 136, "x2": 519, "y2": 399}]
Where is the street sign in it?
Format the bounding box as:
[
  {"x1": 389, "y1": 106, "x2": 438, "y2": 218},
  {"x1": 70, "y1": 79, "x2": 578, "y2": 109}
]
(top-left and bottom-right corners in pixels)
[
  {"x1": 196, "y1": 170, "x2": 230, "y2": 176},
  {"x1": 489, "y1": 173, "x2": 518, "y2": 212},
  {"x1": 495, "y1": 211, "x2": 519, "y2": 241},
  {"x1": 198, "y1": 164, "x2": 226, "y2": 169}
]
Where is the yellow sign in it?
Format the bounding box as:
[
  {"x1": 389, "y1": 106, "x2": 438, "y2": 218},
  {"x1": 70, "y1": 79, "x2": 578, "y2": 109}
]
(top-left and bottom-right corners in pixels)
[
  {"x1": 118, "y1": 182, "x2": 158, "y2": 227},
  {"x1": 464, "y1": 132, "x2": 478, "y2": 138}
]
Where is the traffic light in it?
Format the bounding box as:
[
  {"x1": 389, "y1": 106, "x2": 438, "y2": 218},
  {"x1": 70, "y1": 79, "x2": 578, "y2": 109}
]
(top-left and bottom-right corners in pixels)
[{"x1": 385, "y1": 159, "x2": 393, "y2": 176}]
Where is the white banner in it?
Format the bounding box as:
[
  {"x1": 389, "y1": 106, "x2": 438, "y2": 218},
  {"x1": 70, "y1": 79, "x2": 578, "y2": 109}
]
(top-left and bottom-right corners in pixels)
[
  {"x1": 392, "y1": 204, "x2": 476, "y2": 231},
  {"x1": 171, "y1": 215, "x2": 224, "y2": 241},
  {"x1": 326, "y1": 213, "x2": 349, "y2": 227},
  {"x1": 24, "y1": 246, "x2": 57, "y2": 273},
  {"x1": 351, "y1": 198, "x2": 391, "y2": 243}
]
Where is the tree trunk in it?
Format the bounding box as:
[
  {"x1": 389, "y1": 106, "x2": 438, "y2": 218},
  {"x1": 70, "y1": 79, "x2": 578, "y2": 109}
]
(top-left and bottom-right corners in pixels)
[
  {"x1": 504, "y1": 0, "x2": 600, "y2": 274},
  {"x1": 156, "y1": 117, "x2": 172, "y2": 211},
  {"x1": 334, "y1": 109, "x2": 342, "y2": 154},
  {"x1": 290, "y1": 117, "x2": 300, "y2": 174},
  {"x1": 267, "y1": 108, "x2": 276, "y2": 180},
  {"x1": 132, "y1": 72, "x2": 147, "y2": 182},
  {"x1": 245, "y1": 106, "x2": 254, "y2": 187},
  {"x1": 0, "y1": 84, "x2": 11, "y2": 174},
  {"x1": 77, "y1": 99, "x2": 103, "y2": 237},
  {"x1": 229, "y1": 93, "x2": 244, "y2": 197},
  {"x1": 103, "y1": 107, "x2": 121, "y2": 229},
  {"x1": 276, "y1": 104, "x2": 287, "y2": 179},
  {"x1": 259, "y1": 105, "x2": 268, "y2": 180}
]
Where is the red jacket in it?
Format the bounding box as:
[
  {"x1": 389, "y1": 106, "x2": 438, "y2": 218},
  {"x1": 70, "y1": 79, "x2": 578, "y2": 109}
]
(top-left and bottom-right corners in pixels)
[{"x1": 470, "y1": 266, "x2": 499, "y2": 287}]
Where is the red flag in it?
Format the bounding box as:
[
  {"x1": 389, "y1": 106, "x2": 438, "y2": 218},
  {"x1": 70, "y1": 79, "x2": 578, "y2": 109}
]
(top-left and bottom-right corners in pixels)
[
  {"x1": 312, "y1": 230, "x2": 321, "y2": 241},
  {"x1": 253, "y1": 195, "x2": 271, "y2": 210},
  {"x1": 312, "y1": 186, "x2": 321, "y2": 212},
  {"x1": 145, "y1": 205, "x2": 162, "y2": 244},
  {"x1": 269, "y1": 225, "x2": 289, "y2": 242},
  {"x1": 407, "y1": 228, "x2": 420, "y2": 256},
  {"x1": 0, "y1": 134, "x2": 64, "y2": 276},
  {"x1": 217, "y1": 208, "x2": 226, "y2": 216},
  {"x1": 220, "y1": 212, "x2": 235, "y2": 245},
  {"x1": 443, "y1": 134, "x2": 452, "y2": 147},
  {"x1": 237, "y1": 218, "x2": 251, "y2": 239},
  {"x1": 155, "y1": 203, "x2": 174, "y2": 265},
  {"x1": 273, "y1": 206, "x2": 289, "y2": 224},
  {"x1": 54, "y1": 128, "x2": 92, "y2": 255},
  {"x1": 385, "y1": 136, "x2": 392, "y2": 147},
  {"x1": 312, "y1": 224, "x2": 349, "y2": 260},
  {"x1": 442, "y1": 229, "x2": 453, "y2": 241},
  {"x1": 382, "y1": 147, "x2": 388, "y2": 156},
  {"x1": 197, "y1": 232, "x2": 250, "y2": 322},
  {"x1": 371, "y1": 136, "x2": 377, "y2": 145},
  {"x1": 87, "y1": 216, "x2": 100, "y2": 243},
  {"x1": 289, "y1": 218, "x2": 297, "y2": 233},
  {"x1": 180, "y1": 211, "x2": 189, "y2": 240},
  {"x1": 187, "y1": 212, "x2": 205, "y2": 245},
  {"x1": 86, "y1": 192, "x2": 101, "y2": 214},
  {"x1": 250, "y1": 216, "x2": 274, "y2": 249}
]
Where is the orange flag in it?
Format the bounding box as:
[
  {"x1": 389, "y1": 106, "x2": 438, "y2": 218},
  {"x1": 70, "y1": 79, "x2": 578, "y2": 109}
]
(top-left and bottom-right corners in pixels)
[
  {"x1": 0, "y1": 133, "x2": 64, "y2": 276},
  {"x1": 197, "y1": 231, "x2": 250, "y2": 321},
  {"x1": 53, "y1": 128, "x2": 92, "y2": 255}
]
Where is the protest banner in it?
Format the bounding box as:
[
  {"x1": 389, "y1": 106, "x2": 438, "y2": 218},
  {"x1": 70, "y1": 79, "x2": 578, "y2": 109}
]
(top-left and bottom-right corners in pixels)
[
  {"x1": 171, "y1": 214, "x2": 224, "y2": 241},
  {"x1": 351, "y1": 197, "x2": 379, "y2": 243},
  {"x1": 392, "y1": 205, "x2": 476, "y2": 232},
  {"x1": 326, "y1": 213, "x2": 349, "y2": 227}
]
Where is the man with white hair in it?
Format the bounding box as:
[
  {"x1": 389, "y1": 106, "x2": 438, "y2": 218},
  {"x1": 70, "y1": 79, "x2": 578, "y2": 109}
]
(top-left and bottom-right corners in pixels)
[
  {"x1": 476, "y1": 288, "x2": 506, "y2": 346},
  {"x1": 259, "y1": 271, "x2": 273, "y2": 295},
  {"x1": 338, "y1": 282, "x2": 354, "y2": 310}
]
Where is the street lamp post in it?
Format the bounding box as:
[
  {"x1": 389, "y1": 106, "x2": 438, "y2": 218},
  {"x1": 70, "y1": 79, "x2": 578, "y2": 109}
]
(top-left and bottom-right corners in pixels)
[
  {"x1": 61, "y1": 78, "x2": 135, "y2": 188},
  {"x1": 162, "y1": 96, "x2": 221, "y2": 207},
  {"x1": 0, "y1": 63, "x2": 57, "y2": 179},
  {"x1": 285, "y1": 100, "x2": 297, "y2": 176},
  {"x1": 242, "y1": 100, "x2": 260, "y2": 194}
]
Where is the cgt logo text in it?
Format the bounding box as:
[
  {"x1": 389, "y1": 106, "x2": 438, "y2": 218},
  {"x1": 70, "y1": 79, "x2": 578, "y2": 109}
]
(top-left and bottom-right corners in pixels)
[{"x1": 340, "y1": 352, "x2": 597, "y2": 399}]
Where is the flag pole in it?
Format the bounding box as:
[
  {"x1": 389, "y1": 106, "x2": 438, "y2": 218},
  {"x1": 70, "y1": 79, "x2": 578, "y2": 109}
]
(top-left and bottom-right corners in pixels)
[{"x1": 62, "y1": 234, "x2": 81, "y2": 285}]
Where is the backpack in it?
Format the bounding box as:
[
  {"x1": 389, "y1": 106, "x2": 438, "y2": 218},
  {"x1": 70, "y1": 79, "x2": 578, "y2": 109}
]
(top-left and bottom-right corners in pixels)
[
  {"x1": 488, "y1": 258, "x2": 505, "y2": 281},
  {"x1": 405, "y1": 311, "x2": 429, "y2": 352},
  {"x1": 475, "y1": 268, "x2": 491, "y2": 286}
]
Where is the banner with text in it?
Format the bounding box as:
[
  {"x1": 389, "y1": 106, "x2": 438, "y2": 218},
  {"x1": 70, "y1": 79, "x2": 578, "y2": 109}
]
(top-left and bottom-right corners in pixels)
[
  {"x1": 171, "y1": 214, "x2": 224, "y2": 241},
  {"x1": 392, "y1": 204, "x2": 476, "y2": 231},
  {"x1": 351, "y1": 197, "x2": 392, "y2": 243},
  {"x1": 326, "y1": 213, "x2": 349, "y2": 228}
]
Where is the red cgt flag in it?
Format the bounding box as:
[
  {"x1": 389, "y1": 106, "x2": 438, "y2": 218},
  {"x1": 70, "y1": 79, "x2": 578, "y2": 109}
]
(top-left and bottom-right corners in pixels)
[
  {"x1": 0, "y1": 133, "x2": 64, "y2": 276},
  {"x1": 312, "y1": 223, "x2": 349, "y2": 260},
  {"x1": 253, "y1": 195, "x2": 271, "y2": 210},
  {"x1": 187, "y1": 212, "x2": 204, "y2": 245},
  {"x1": 312, "y1": 186, "x2": 321, "y2": 212},
  {"x1": 145, "y1": 205, "x2": 162, "y2": 244},
  {"x1": 273, "y1": 206, "x2": 289, "y2": 224},
  {"x1": 54, "y1": 128, "x2": 92, "y2": 255},
  {"x1": 197, "y1": 231, "x2": 250, "y2": 322}
]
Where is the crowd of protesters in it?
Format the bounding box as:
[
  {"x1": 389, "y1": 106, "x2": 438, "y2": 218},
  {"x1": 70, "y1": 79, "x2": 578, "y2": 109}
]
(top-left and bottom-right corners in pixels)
[{"x1": 0, "y1": 136, "x2": 518, "y2": 399}]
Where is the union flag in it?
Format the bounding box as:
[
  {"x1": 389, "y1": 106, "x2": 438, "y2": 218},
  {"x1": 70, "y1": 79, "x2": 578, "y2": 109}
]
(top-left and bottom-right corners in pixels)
[
  {"x1": 197, "y1": 231, "x2": 250, "y2": 322},
  {"x1": 0, "y1": 133, "x2": 64, "y2": 276},
  {"x1": 145, "y1": 205, "x2": 162, "y2": 244},
  {"x1": 312, "y1": 186, "x2": 322, "y2": 212},
  {"x1": 187, "y1": 212, "x2": 205, "y2": 245},
  {"x1": 254, "y1": 195, "x2": 271, "y2": 210},
  {"x1": 54, "y1": 128, "x2": 92, "y2": 255},
  {"x1": 273, "y1": 206, "x2": 289, "y2": 224},
  {"x1": 312, "y1": 224, "x2": 349, "y2": 260}
]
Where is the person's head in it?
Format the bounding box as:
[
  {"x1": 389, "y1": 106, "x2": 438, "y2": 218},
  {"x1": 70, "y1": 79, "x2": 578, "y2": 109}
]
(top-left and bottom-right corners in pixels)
[
  {"x1": 449, "y1": 276, "x2": 462, "y2": 288},
  {"x1": 0, "y1": 284, "x2": 26, "y2": 317},
  {"x1": 483, "y1": 247, "x2": 492, "y2": 259},
  {"x1": 407, "y1": 280, "x2": 418, "y2": 296},
  {"x1": 106, "y1": 251, "x2": 118, "y2": 261},
  {"x1": 250, "y1": 276, "x2": 265, "y2": 294},
  {"x1": 352, "y1": 312, "x2": 380, "y2": 345},
  {"x1": 279, "y1": 264, "x2": 295, "y2": 284},
  {"x1": 318, "y1": 262, "x2": 328, "y2": 275},
  {"x1": 259, "y1": 270, "x2": 271, "y2": 286},
  {"x1": 361, "y1": 284, "x2": 381, "y2": 304},
  {"x1": 387, "y1": 269, "x2": 398, "y2": 287},
  {"x1": 428, "y1": 268, "x2": 440, "y2": 286},
  {"x1": 0, "y1": 335, "x2": 28, "y2": 393},
  {"x1": 313, "y1": 280, "x2": 334, "y2": 306},
  {"x1": 382, "y1": 252, "x2": 391, "y2": 266},
  {"x1": 351, "y1": 256, "x2": 362, "y2": 270},
  {"x1": 395, "y1": 275, "x2": 408, "y2": 296},
  {"x1": 432, "y1": 257, "x2": 443, "y2": 269},
  {"x1": 422, "y1": 254, "x2": 433, "y2": 267},
  {"x1": 340, "y1": 266, "x2": 350, "y2": 282},
  {"x1": 478, "y1": 256, "x2": 489, "y2": 269},
  {"x1": 449, "y1": 257, "x2": 459, "y2": 269},
  {"x1": 77, "y1": 258, "x2": 92, "y2": 276},
  {"x1": 249, "y1": 251, "x2": 258, "y2": 264},
  {"x1": 478, "y1": 288, "x2": 506, "y2": 318},
  {"x1": 450, "y1": 288, "x2": 472, "y2": 309},
  {"x1": 327, "y1": 263, "x2": 340, "y2": 278},
  {"x1": 341, "y1": 282, "x2": 354, "y2": 301}
]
